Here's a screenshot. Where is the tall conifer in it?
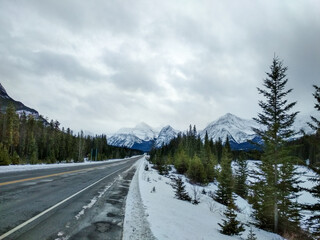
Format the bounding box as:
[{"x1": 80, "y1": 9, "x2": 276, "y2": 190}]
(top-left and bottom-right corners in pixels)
[{"x1": 252, "y1": 56, "x2": 300, "y2": 233}]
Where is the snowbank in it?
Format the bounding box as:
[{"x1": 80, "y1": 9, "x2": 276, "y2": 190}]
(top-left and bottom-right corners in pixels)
[{"x1": 124, "y1": 158, "x2": 284, "y2": 240}]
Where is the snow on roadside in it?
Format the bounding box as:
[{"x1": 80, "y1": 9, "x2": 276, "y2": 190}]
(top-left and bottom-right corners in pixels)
[
  {"x1": 123, "y1": 157, "x2": 156, "y2": 240},
  {"x1": 0, "y1": 156, "x2": 140, "y2": 173},
  {"x1": 124, "y1": 158, "x2": 284, "y2": 240}
]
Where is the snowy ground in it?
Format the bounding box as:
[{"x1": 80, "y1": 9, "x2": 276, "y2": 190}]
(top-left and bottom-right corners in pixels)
[
  {"x1": 0, "y1": 156, "x2": 140, "y2": 173},
  {"x1": 123, "y1": 157, "x2": 284, "y2": 240}
]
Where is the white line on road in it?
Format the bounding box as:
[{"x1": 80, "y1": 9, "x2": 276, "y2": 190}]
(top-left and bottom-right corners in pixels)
[{"x1": 0, "y1": 164, "x2": 131, "y2": 240}]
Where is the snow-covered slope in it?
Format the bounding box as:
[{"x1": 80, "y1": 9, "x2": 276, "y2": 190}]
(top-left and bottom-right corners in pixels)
[
  {"x1": 154, "y1": 125, "x2": 180, "y2": 148},
  {"x1": 108, "y1": 133, "x2": 144, "y2": 148},
  {"x1": 116, "y1": 122, "x2": 158, "y2": 141},
  {"x1": 200, "y1": 113, "x2": 260, "y2": 144},
  {"x1": 293, "y1": 112, "x2": 319, "y2": 137},
  {"x1": 108, "y1": 123, "x2": 158, "y2": 151}
]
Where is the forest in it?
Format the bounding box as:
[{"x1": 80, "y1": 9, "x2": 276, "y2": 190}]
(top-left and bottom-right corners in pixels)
[{"x1": 0, "y1": 105, "x2": 141, "y2": 165}]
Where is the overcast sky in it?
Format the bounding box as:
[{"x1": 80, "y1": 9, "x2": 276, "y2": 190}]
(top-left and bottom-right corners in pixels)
[{"x1": 1, "y1": 0, "x2": 319, "y2": 134}]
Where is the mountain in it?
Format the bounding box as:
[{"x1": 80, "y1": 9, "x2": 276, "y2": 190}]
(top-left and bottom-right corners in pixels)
[
  {"x1": 116, "y1": 122, "x2": 158, "y2": 141},
  {"x1": 108, "y1": 122, "x2": 158, "y2": 152},
  {"x1": 200, "y1": 112, "x2": 317, "y2": 150},
  {"x1": 154, "y1": 125, "x2": 180, "y2": 148},
  {"x1": 200, "y1": 113, "x2": 260, "y2": 142},
  {"x1": 109, "y1": 113, "x2": 317, "y2": 152},
  {"x1": 0, "y1": 83, "x2": 39, "y2": 118}
]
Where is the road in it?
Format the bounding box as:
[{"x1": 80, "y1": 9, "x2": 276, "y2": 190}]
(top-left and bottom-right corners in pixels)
[{"x1": 0, "y1": 156, "x2": 142, "y2": 240}]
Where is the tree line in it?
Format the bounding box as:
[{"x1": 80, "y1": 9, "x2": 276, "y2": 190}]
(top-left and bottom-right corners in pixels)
[
  {"x1": 0, "y1": 105, "x2": 141, "y2": 165},
  {"x1": 149, "y1": 56, "x2": 320, "y2": 239}
]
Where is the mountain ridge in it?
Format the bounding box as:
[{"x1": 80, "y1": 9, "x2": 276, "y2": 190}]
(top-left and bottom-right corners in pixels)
[
  {"x1": 0, "y1": 83, "x2": 39, "y2": 117},
  {"x1": 108, "y1": 112, "x2": 316, "y2": 152}
]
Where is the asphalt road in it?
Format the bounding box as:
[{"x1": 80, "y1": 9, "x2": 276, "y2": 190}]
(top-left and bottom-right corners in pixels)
[{"x1": 0, "y1": 156, "x2": 142, "y2": 240}]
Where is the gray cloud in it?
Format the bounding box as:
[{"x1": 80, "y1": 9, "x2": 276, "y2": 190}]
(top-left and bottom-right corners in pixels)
[{"x1": 0, "y1": 0, "x2": 319, "y2": 134}]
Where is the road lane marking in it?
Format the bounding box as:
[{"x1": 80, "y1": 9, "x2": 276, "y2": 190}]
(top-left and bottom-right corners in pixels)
[
  {"x1": 0, "y1": 164, "x2": 131, "y2": 240},
  {"x1": 0, "y1": 162, "x2": 127, "y2": 186},
  {"x1": 0, "y1": 169, "x2": 87, "y2": 186}
]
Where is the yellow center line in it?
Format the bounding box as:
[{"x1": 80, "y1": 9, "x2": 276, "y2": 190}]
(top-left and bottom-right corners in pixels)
[{"x1": 0, "y1": 166, "x2": 100, "y2": 186}]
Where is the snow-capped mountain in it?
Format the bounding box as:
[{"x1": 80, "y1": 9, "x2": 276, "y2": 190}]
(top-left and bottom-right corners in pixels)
[
  {"x1": 293, "y1": 112, "x2": 318, "y2": 136},
  {"x1": 0, "y1": 83, "x2": 40, "y2": 118},
  {"x1": 200, "y1": 113, "x2": 260, "y2": 144},
  {"x1": 116, "y1": 122, "x2": 158, "y2": 141},
  {"x1": 108, "y1": 122, "x2": 158, "y2": 152},
  {"x1": 154, "y1": 125, "x2": 180, "y2": 148},
  {"x1": 108, "y1": 112, "x2": 317, "y2": 152}
]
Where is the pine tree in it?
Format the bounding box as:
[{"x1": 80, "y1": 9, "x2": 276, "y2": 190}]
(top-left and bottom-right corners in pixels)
[
  {"x1": 0, "y1": 143, "x2": 10, "y2": 165},
  {"x1": 174, "y1": 145, "x2": 190, "y2": 174},
  {"x1": 307, "y1": 84, "x2": 320, "y2": 237},
  {"x1": 252, "y1": 56, "x2": 300, "y2": 233},
  {"x1": 307, "y1": 171, "x2": 320, "y2": 238},
  {"x1": 29, "y1": 134, "x2": 38, "y2": 164},
  {"x1": 4, "y1": 104, "x2": 19, "y2": 156},
  {"x1": 218, "y1": 200, "x2": 244, "y2": 236},
  {"x1": 235, "y1": 158, "x2": 248, "y2": 199},
  {"x1": 172, "y1": 176, "x2": 191, "y2": 202},
  {"x1": 246, "y1": 227, "x2": 257, "y2": 240},
  {"x1": 215, "y1": 148, "x2": 234, "y2": 205},
  {"x1": 203, "y1": 131, "x2": 217, "y2": 182},
  {"x1": 187, "y1": 154, "x2": 206, "y2": 183}
]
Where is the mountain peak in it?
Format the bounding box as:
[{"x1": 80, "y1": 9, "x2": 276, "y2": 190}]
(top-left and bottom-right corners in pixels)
[{"x1": 0, "y1": 83, "x2": 10, "y2": 99}]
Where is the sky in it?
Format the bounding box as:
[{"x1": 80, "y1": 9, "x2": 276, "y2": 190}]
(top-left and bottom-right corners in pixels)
[{"x1": 1, "y1": 0, "x2": 319, "y2": 135}]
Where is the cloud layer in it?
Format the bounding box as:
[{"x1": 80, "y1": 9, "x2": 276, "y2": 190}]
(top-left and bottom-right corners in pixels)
[{"x1": 1, "y1": 0, "x2": 319, "y2": 134}]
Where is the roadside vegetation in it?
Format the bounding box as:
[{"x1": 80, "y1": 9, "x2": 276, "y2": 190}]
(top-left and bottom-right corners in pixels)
[{"x1": 149, "y1": 56, "x2": 320, "y2": 239}]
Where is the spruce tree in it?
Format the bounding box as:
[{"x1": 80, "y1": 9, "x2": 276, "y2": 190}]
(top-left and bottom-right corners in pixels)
[
  {"x1": 187, "y1": 154, "x2": 206, "y2": 183},
  {"x1": 0, "y1": 143, "x2": 10, "y2": 165},
  {"x1": 235, "y1": 158, "x2": 248, "y2": 199},
  {"x1": 252, "y1": 56, "x2": 300, "y2": 233},
  {"x1": 215, "y1": 148, "x2": 234, "y2": 205},
  {"x1": 307, "y1": 171, "x2": 320, "y2": 238},
  {"x1": 307, "y1": 84, "x2": 320, "y2": 237},
  {"x1": 172, "y1": 176, "x2": 191, "y2": 202},
  {"x1": 246, "y1": 227, "x2": 257, "y2": 240},
  {"x1": 218, "y1": 200, "x2": 244, "y2": 236},
  {"x1": 202, "y1": 131, "x2": 217, "y2": 182}
]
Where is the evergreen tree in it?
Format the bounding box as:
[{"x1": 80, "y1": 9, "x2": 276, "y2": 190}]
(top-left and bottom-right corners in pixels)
[
  {"x1": 252, "y1": 56, "x2": 300, "y2": 233},
  {"x1": 246, "y1": 227, "x2": 257, "y2": 240},
  {"x1": 307, "y1": 171, "x2": 320, "y2": 238},
  {"x1": 4, "y1": 104, "x2": 19, "y2": 156},
  {"x1": 216, "y1": 138, "x2": 223, "y2": 163},
  {"x1": 203, "y1": 131, "x2": 217, "y2": 182},
  {"x1": 215, "y1": 148, "x2": 234, "y2": 205},
  {"x1": 187, "y1": 154, "x2": 206, "y2": 183},
  {"x1": 307, "y1": 84, "x2": 320, "y2": 237},
  {"x1": 29, "y1": 134, "x2": 38, "y2": 164},
  {"x1": 235, "y1": 158, "x2": 248, "y2": 199},
  {"x1": 218, "y1": 200, "x2": 244, "y2": 236},
  {"x1": 0, "y1": 143, "x2": 10, "y2": 165},
  {"x1": 172, "y1": 176, "x2": 191, "y2": 202},
  {"x1": 174, "y1": 145, "x2": 190, "y2": 174}
]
